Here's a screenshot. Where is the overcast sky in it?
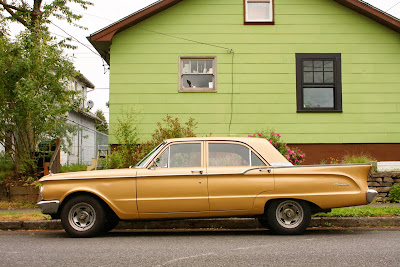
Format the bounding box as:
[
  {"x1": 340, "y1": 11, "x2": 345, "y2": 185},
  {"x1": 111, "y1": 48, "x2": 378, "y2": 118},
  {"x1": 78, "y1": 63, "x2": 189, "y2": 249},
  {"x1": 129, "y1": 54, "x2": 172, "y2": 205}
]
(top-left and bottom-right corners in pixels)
[{"x1": 46, "y1": 0, "x2": 400, "y2": 121}]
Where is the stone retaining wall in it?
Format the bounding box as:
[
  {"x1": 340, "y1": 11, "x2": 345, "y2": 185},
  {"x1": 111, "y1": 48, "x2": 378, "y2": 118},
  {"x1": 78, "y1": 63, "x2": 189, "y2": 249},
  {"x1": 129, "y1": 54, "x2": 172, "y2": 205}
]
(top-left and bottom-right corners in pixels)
[{"x1": 368, "y1": 172, "x2": 400, "y2": 202}]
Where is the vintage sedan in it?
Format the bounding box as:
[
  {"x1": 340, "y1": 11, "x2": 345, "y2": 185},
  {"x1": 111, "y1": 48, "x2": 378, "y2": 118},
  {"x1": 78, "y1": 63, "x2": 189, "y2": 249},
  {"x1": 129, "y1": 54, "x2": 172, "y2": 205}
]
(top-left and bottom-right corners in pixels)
[{"x1": 38, "y1": 137, "x2": 377, "y2": 237}]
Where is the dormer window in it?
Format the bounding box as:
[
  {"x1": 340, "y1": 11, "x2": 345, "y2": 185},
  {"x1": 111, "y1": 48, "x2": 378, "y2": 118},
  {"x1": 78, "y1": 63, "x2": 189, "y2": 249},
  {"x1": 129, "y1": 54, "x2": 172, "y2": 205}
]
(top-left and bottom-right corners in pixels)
[{"x1": 244, "y1": 0, "x2": 274, "y2": 24}]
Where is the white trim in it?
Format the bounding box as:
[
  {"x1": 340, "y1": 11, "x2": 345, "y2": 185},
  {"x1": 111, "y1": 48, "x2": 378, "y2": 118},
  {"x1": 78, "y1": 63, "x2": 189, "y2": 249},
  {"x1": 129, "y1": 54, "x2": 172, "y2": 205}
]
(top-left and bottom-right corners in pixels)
[{"x1": 245, "y1": 0, "x2": 273, "y2": 22}]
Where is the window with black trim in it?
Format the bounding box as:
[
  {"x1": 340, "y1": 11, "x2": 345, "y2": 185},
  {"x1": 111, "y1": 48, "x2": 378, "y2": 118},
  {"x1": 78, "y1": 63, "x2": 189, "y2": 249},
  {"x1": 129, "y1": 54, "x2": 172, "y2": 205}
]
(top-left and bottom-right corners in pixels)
[
  {"x1": 296, "y1": 53, "x2": 342, "y2": 112},
  {"x1": 208, "y1": 143, "x2": 266, "y2": 167},
  {"x1": 179, "y1": 56, "x2": 216, "y2": 92},
  {"x1": 244, "y1": 0, "x2": 274, "y2": 24},
  {"x1": 154, "y1": 143, "x2": 201, "y2": 168}
]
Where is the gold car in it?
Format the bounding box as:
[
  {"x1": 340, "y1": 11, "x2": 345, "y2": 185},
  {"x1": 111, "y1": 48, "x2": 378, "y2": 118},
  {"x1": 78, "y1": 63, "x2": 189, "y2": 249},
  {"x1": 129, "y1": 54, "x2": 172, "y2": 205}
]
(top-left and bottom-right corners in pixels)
[{"x1": 38, "y1": 137, "x2": 377, "y2": 237}]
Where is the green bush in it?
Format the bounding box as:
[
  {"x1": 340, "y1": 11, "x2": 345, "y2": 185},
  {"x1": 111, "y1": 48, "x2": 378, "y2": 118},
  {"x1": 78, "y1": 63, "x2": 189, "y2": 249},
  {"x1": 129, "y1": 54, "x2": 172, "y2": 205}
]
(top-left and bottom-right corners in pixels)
[
  {"x1": 341, "y1": 153, "x2": 375, "y2": 164},
  {"x1": 389, "y1": 185, "x2": 400, "y2": 203},
  {"x1": 60, "y1": 163, "x2": 88, "y2": 173},
  {"x1": 0, "y1": 152, "x2": 13, "y2": 172},
  {"x1": 102, "y1": 114, "x2": 198, "y2": 169},
  {"x1": 0, "y1": 153, "x2": 14, "y2": 181}
]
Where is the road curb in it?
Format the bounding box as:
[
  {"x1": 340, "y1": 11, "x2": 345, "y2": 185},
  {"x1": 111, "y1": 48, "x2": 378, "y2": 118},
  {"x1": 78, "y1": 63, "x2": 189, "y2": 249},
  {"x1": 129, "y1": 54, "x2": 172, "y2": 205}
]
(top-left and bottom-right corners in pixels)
[{"x1": 1, "y1": 217, "x2": 399, "y2": 231}]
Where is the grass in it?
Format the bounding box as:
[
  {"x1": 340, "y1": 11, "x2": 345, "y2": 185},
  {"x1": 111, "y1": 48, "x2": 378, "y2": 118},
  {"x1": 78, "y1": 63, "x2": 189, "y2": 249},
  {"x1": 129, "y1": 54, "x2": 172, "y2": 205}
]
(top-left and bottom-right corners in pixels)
[
  {"x1": 314, "y1": 206, "x2": 400, "y2": 217},
  {"x1": 0, "y1": 200, "x2": 38, "y2": 209},
  {"x1": 0, "y1": 211, "x2": 50, "y2": 221}
]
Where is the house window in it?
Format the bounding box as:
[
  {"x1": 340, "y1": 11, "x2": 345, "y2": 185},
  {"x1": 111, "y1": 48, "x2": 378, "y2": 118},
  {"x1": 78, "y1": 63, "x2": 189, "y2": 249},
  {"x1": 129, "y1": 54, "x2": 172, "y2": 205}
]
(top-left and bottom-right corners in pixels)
[
  {"x1": 296, "y1": 53, "x2": 342, "y2": 112},
  {"x1": 179, "y1": 56, "x2": 216, "y2": 92},
  {"x1": 244, "y1": 0, "x2": 274, "y2": 24}
]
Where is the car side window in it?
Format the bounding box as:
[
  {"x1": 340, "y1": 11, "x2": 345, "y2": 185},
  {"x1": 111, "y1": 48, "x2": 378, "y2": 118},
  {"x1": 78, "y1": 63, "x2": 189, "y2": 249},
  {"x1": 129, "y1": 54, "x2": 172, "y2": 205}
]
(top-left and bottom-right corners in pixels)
[
  {"x1": 155, "y1": 143, "x2": 201, "y2": 168},
  {"x1": 209, "y1": 143, "x2": 266, "y2": 167},
  {"x1": 251, "y1": 151, "x2": 266, "y2": 166}
]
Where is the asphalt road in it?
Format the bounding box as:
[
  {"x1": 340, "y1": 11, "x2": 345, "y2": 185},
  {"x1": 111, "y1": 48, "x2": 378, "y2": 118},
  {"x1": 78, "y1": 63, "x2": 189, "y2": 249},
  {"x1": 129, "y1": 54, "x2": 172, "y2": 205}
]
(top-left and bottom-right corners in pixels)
[{"x1": 1, "y1": 229, "x2": 399, "y2": 266}]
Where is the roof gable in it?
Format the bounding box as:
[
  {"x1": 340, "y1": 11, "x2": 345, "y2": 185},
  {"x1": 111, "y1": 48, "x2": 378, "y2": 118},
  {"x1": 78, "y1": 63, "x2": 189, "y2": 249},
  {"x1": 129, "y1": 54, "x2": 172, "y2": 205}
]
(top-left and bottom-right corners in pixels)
[{"x1": 88, "y1": 0, "x2": 400, "y2": 64}]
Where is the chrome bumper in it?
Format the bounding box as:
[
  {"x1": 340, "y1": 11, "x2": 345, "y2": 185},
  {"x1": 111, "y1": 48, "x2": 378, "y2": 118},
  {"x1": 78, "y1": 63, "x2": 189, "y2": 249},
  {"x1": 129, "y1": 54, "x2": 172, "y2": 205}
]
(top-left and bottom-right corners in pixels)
[
  {"x1": 366, "y1": 189, "x2": 378, "y2": 203},
  {"x1": 37, "y1": 200, "x2": 60, "y2": 215}
]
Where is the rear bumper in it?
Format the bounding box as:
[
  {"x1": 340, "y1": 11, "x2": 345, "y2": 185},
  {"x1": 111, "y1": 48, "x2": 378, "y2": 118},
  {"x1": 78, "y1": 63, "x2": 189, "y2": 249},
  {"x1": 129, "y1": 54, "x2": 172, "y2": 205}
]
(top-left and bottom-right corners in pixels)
[
  {"x1": 366, "y1": 189, "x2": 378, "y2": 203},
  {"x1": 37, "y1": 200, "x2": 60, "y2": 215}
]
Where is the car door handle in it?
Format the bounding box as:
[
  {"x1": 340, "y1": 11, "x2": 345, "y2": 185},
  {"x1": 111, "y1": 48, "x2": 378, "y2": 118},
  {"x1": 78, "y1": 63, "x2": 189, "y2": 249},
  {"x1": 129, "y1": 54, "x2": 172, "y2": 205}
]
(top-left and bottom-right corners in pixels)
[
  {"x1": 191, "y1": 170, "x2": 203, "y2": 175},
  {"x1": 259, "y1": 169, "x2": 271, "y2": 173}
]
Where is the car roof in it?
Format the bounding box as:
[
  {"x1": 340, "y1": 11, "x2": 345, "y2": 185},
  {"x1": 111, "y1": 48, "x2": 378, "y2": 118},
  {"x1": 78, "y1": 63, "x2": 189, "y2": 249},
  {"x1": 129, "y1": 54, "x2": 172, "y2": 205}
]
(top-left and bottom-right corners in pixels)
[{"x1": 165, "y1": 137, "x2": 289, "y2": 163}]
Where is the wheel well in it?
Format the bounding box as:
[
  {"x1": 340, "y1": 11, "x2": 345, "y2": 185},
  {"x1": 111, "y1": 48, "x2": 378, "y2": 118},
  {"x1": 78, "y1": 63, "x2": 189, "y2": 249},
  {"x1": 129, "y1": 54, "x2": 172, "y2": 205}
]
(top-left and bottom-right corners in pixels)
[
  {"x1": 58, "y1": 192, "x2": 118, "y2": 219},
  {"x1": 264, "y1": 198, "x2": 328, "y2": 215}
]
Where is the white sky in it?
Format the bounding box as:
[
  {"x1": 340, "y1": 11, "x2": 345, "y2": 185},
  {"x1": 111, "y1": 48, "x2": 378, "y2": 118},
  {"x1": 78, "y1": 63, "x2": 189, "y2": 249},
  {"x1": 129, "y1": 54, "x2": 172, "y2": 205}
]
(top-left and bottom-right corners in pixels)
[{"x1": 17, "y1": 0, "x2": 400, "y2": 121}]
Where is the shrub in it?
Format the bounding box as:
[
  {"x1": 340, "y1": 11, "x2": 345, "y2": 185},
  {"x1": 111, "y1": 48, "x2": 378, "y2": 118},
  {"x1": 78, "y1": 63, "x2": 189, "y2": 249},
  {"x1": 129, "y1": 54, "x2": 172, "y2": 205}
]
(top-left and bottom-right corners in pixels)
[
  {"x1": 389, "y1": 185, "x2": 400, "y2": 203},
  {"x1": 60, "y1": 163, "x2": 88, "y2": 173},
  {"x1": 321, "y1": 153, "x2": 375, "y2": 165},
  {"x1": 248, "y1": 130, "x2": 306, "y2": 165},
  {"x1": 341, "y1": 153, "x2": 375, "y2": 164},
  {"x1": 0, "y1": 152, "x2": 14, "y2": 181},
  {"x1": 102, "y1": 114, "x2": 198, "y2": 169}
]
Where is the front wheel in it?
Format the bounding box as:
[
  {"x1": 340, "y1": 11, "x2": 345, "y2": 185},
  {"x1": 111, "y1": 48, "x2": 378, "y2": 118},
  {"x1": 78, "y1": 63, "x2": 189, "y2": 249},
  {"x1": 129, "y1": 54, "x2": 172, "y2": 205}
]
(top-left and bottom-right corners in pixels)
[
  {"x1": 265, "y1": 199, "x2": 311, "y2": 235},
  {"x1": 61, "y1": 195, "x2": 106, "y2": 238}
]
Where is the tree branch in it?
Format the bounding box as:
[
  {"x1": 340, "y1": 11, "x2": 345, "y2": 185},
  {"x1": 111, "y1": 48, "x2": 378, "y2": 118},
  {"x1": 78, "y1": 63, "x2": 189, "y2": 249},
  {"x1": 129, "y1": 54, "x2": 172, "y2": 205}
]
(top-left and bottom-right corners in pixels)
[
  {"x1": 0, "y1": 0, "x2": 30, "y2": 28},
  {"x1": 0, "y1": 0, "x2": 27, "y2": 12}
]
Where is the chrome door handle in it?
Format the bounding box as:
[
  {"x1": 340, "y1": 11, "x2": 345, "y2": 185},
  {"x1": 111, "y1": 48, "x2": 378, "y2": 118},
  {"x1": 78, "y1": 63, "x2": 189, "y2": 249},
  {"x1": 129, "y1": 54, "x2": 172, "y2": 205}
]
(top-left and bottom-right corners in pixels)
[
  {"x1": 191, "y1": 170, "x2": 203, "y2": 175},
  {"x1": 259, "y1": 169, "x2": 271, "y2": 173}
]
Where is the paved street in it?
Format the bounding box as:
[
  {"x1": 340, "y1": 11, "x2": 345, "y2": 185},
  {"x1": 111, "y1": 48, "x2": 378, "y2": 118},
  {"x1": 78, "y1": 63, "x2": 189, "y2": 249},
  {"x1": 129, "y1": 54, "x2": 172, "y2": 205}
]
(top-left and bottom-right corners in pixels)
[{"x1": 1, "y1": 228, "x2": 399, "y2": 266}]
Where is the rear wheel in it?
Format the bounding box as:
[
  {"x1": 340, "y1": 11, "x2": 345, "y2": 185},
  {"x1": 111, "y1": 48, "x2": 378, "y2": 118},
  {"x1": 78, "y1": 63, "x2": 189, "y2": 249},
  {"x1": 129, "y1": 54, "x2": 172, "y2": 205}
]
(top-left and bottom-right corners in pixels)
[
  {"x1": 61, "y1": 195, "x2": 106, "y2": 238},
  {"x1": 265, "y1": 199, "x2": 311, "y2": 235}
]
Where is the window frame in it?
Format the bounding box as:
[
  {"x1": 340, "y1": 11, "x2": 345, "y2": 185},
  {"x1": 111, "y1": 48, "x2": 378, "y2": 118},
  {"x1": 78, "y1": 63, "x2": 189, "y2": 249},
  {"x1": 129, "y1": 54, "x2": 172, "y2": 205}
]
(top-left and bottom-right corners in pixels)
[
  {"x1": 179, "y1": 56, "x2": 217, "y2": 93},
  {"x1": 244, "y1": 0, "x2": 274, "y2": 25},
  {"x1": 153, "y1": 142, "x2": 203, "y2": 168},
  {"x1": 295, "y1": 53, "x2": 342, "y2": 113},
  {"x1": 207, "y1": 141, "x2": 267, "y2": 167}
]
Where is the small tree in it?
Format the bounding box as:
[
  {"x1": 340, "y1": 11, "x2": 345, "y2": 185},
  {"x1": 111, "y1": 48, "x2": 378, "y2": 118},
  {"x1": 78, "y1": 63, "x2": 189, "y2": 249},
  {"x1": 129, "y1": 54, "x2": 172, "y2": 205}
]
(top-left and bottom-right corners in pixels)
[
  {"x1": 0, "y1": 31, "x2": 80, "y2": 177},
  {"x1": 95, "y1": 110, "x2": 108, "y2": 135},
  {"x1": 103, "y1": 114, "x2": 198, "y2": 169},
  {"x1": 0, "y1": 0, "x2": 93, "y2": 179}
]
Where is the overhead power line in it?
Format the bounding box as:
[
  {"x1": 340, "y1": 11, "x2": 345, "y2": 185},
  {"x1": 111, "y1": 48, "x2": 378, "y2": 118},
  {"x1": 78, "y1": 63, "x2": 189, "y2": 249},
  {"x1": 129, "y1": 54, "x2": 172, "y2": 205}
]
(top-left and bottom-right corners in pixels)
[{"x1": 386, "y1": 1, "x2": 400, "y2": 12}]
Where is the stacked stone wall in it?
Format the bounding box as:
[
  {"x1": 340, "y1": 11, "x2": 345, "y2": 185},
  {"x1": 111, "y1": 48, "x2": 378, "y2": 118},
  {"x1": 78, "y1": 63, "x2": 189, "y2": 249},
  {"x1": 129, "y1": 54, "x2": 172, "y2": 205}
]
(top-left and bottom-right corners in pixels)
[{"x1": 368, "y1": 172, "x2": 400, "y2": 202}]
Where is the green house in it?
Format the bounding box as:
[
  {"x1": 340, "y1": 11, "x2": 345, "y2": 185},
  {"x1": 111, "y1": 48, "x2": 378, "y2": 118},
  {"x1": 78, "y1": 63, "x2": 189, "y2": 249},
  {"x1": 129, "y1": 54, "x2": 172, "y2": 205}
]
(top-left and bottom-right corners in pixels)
[{"x1": 88, "y1": 0, "x2": 400, "y2": 163}]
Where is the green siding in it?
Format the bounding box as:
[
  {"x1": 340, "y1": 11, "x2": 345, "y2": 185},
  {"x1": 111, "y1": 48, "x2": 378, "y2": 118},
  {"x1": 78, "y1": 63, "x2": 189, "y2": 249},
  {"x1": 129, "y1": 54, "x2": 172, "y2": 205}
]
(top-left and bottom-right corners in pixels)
[{"x1": 108, "y1": 0, "x2": 400, "y2": 143}]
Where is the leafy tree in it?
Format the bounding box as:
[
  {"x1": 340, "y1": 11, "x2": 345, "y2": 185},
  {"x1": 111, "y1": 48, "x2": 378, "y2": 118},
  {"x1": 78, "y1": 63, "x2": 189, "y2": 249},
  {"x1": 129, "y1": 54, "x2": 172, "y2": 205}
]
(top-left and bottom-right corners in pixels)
[
  {"x1": 0, "y1": 0, "x2": 92, "y2": 179},
  {"x1": 95, "y1": 109, "x2": 108, "y2": 135},
  {"x1": 0, "y1": 1, "x2": 92, "y2": 33}
]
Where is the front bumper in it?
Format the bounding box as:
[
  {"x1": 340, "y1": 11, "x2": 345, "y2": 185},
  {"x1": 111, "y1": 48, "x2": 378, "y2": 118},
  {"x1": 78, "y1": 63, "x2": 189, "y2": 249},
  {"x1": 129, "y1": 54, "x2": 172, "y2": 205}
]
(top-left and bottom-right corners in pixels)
[
  {"x1": 37, "y1": 200, "x2": 60, "y2": 215},
  {"x1": 366, "y1": 189, "x2": 378, "y2": 203}
]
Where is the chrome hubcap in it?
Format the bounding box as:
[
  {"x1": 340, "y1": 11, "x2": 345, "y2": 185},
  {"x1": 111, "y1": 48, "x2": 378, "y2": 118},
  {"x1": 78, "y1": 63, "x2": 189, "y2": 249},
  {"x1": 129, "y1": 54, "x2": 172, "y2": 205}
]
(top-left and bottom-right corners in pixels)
[
  {"x1": 68, "y1": 202, "x2": 96, "y2": 231},
  {"x1": 276, "y1": 201, "x2": 304, "y2": 229}
]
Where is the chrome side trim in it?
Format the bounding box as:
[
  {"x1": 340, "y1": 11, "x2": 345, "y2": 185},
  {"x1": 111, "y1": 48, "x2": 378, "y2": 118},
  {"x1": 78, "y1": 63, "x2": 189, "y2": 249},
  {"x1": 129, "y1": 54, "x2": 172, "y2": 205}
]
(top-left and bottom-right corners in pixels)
[
  {"x1": 366, "y1": 189, "x2": 378, "y2": 203},
  {"x1": 37, "y1": 200, "x2": 60, "y2": 215},
  {"x1": 40, "y1": 176, "x2": 135, "y2": 182}
]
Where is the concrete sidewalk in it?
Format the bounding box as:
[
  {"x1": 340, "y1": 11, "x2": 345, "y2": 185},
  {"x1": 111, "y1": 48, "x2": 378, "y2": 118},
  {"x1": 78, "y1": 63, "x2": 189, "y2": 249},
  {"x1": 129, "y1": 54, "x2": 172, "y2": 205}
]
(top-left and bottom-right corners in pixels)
[{"x1": 1, "y1": 217, "x2": 400, "y2": 231}]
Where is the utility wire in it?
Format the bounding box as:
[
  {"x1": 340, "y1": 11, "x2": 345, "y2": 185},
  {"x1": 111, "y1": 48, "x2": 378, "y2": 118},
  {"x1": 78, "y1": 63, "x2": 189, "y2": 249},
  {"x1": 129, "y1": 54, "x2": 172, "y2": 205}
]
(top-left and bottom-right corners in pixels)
[
  {"x1": 137, "y1": 27, "x2": 236, "y2": 134},
  {"x1": 386, "y1": 1, "x2": 400, "y2": 12},
  {"x1": 49, "y1": 21, "x2": 109, "y2": 74},
  {"x1": 49, "y1": 21, "x2": 100, "y2": 56},
  {"x1": 137, "y1": 27, "x2": 233, "y2": 53}
]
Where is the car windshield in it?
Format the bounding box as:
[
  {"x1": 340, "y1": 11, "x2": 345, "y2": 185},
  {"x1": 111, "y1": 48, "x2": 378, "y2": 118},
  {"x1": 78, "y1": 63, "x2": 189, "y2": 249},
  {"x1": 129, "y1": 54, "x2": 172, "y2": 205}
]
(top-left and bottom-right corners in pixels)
[{"x1": 134, "y1": 142, "x2": 165, "y2": 168}]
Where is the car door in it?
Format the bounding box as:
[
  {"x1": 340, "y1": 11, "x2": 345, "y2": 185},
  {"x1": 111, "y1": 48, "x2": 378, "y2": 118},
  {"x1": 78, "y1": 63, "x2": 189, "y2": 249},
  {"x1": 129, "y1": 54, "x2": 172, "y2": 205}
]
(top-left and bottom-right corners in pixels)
[
  {"x1": 206, "y1": 141, "x2": 274, "y2": 211},
  {"x1": 136, "y1": 141, "x2": 209, "y2": 214}
]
